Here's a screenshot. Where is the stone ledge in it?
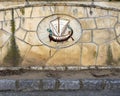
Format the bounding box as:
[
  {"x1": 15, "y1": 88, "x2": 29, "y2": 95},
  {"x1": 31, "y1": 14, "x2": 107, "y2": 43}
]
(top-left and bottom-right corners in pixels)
[{"x1": 0, "y1": 79, "x2": 119, "y2": 91}]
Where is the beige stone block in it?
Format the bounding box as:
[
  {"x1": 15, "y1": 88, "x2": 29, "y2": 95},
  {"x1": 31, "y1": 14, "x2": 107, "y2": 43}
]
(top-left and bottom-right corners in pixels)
[
  {"x1": 118, "y1": 13, "x2": 120, "y2": 22},
  {"x1": 0, "y1": 12, "x2": 4, "y2": 21},
  {"x1": 0, "y1": 22, "x2": 2, "y2": 29},
  {"x1": 96, "y1": 44, "x2": 107, "y2": 65},
  {"x1": 15, "y1": 28, "x2": 27, "y2": 40},
  {"x1": 21, "y1": 18, "x2": 42, "y2": 31},
  {"x1": 87, "y1": 8, "x2": 108, "y2": 17},
  {"x1": 115, "y1": 23, "x2": 120, "y2": 36},
  {"x1": 1, "y1": 42, "x2": 10, "y2": 63},
  {"x1": 22, "y1": 46, "x2": 50, "y2": 66},
  {"x1": 16, "y1": 7, "x2": 32, "y2": 17},
  {"x1": 109, "y1": 10, "x2": 119, "y2": 17},
  {"x1": 4, "y1": 10, "x2": 12, "y2": 21},
  {"x1": 0, "y1": 48, "x2": 2, "y2": 65},
  {"x1": 32, "y1": 7, "x2": 53, "y2": 17},
  {"x1": 80, "y1": 18, "x2": 96, "y2": 29},
  {"x1": 25, "y1": 32, "x2": 42, "y2": 46},
  {"x1": 54, "y1": 6, "x2": 71, "y2": 15},
  {"x1": 3, "y1": 21, "x2": 11, "y2": 33},
  {"x1": 110, "y1": 41, "x2": 120, "y2": 63},
  {"x1": 16, "y1": 39, "x2": 31, "y2": 57},
  {"x1": 46, "y1": 44, "x2": 81, "y2": 66},
  {"x1": 96, "y1": 17, "x2": 117, "y2": 28},
  {"x1": 93, "y1": 29, "x2": 115, "y2": 45},
  {"x1": 80, "y1": 30, "x2": 91, "y2": 42},
  {"x1": 0, "y1": 30, "x2": 10, "y2": 48},
  {"x1": 81, "y1": 43, "x2": 97, "y2": 66},
  {"x1": 70, "y1": 7, "x2": 87, "y2": 18},
  {"x1": 3, "y1": 18, "x2": 20, "y2": 33}
]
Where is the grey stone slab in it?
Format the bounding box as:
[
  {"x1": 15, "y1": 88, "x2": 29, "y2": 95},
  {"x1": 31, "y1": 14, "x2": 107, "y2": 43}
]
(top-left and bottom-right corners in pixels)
[
  {"x1": 42, "y1": 79, "x2": 56, "y2": 90},
  {"x1": 105, "y1": 79, "x2": 120, "y2": 90},
  {"x1": 18, "y1": 80, "x2": 40, "y2": 91},
  {"x1": 58, "y1": 79, "x2": 80, "y2": 90},
  {"x1": 82, "y1": 79, "x2": 104, "y2": 90},
  {"x1": 0, "y1": 79, "x2": 16, "y2": 91}
]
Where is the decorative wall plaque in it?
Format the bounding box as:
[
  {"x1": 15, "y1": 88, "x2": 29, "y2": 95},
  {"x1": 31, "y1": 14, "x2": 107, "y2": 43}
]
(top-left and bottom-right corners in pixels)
[{"x1": 37, "y1": 14, "x2": 82, "y2": 48}]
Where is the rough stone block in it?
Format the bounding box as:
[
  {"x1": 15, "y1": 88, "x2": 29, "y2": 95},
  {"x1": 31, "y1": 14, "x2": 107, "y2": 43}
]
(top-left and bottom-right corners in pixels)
[
  {"x1": 82, "y1": 79, "x2": 104, "y2": 90},
  {"x1": 59, "y1": 79, "x2": 80, "y2": 90},
  {"x1": 0, "y1": 80, "x2": 16, "y2": 90},
  {"x1": 93, "y1": 29, "x2": 115, "y2": 45},
  {"x1": 81, "y1": 43, "x2": 97, "y2": 66},
  {"x1": 42, "y1": 79, "x2": 56, "y2": 90},
  {"x1": 115, "y1": 23, "x2": 120, "y2": 36},
  {"x1": 80, "y1": 18, "x2": 96, "y2": 30},
  {"x1": 87, "y1": 8, "x2": 108, "y2": 17},
  {"x1": 96, "y1": 17, "x2": 117, "y2": 28},
  {"x1": 80, "y1": 30, "x2": 91, "y2": 43},
  {"x1": 21, "y1": 18, "x2": 42, "y2": 31},
  {"x1": 105, "y1": 79, "x2": 120, "y2": 90},
  {"x1": 0, "y1": 12, "x2": 4, "y2": 21},
  {"x1": 18, "y1": 80, "x2": 40, "y2": 91}
]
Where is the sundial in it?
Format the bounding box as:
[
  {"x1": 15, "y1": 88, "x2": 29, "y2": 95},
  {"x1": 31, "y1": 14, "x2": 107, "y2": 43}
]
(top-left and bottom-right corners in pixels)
[{"x1": 37, "y1": 14, "x2": 82, "y2": 49}]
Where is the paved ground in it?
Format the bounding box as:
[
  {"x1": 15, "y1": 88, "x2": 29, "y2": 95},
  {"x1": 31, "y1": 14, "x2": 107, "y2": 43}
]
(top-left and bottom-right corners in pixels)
[{"x1": 0, "y1": 90, "x2": 120, "y2": 96}]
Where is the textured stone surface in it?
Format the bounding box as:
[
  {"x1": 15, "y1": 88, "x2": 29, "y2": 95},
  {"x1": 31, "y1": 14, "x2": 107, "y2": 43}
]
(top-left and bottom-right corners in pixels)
[
  {"x1": 24, "y1": 32, "x2": 42, "y2": 45},
  {"x1": 80, "y1": 30, "x2": 91, "y2": 42},
  {"x1": 71, "y1": 7, "x2": 87, "y2": 18},
  {"x1": 105, "y1": 79, "x2": 120, "y2": 90},
  {"x1": 96, "y1": 17, "x2": 117, "y2": 28},
  {"x1": 109, "y1": 10, "x2": 119, "y2": 17},
  {"x1": 42, "y1": 79, "x2": 56, "y2": 90},
  {"x1": 59, "y1": 79, "x2": 80, "y2": 90},
  {"x1": 16, "y1": 39, "x2": 31, "y2": 57},
  {"x1": 4, "y1": 10, "x2": 12, "y2": 21},
  {"x1": 115, "y1": 23, "x2": 120, "y2": 36},
  {"x1": 0, "y1": 12, "x2": 4, "y2": 21},
  {"x1": 21, "y1": 18, "x2": 42, "y2": 31},
  {"x1": 80, "y1": 18, "x2": 96, "y2": 29},
  {"x1": 81, "y1": 43, "x2": 97, "y2": 66},
  {"x1": 93, "y1": 29, "x2": 115, "y2": 45},
  {"x1": 0, "y1": 30, "x2": 10, "y2": 47},
  {"x1": 87, "y1": 8, "x2": 108, "y2": 17},
  {"x1": 82, "y1": 79, "x2": 104, "y2": 90},
  {"x1": 96, "y1": 45, "x2": 107, "y2": 65},
  {"x1": 0, "y1": 80, "x2": 16, "y2": 90},
  {"x1": 18, "y1": 80, "x2": 40, "y2": 91},
  {"x1": 22, "y1": 46, "x2": 50, "y2": 66},
  {"x1": 46, "y1": 45, "x2": 81, "y2": 66},
  {"x1": 32, "y1": 7, "x2": 52, "y2": 17},
  {"x1": 110, "y1": 41, "x2": 120, "y2": 64},
  {"x1": 15, "y1": 28, "x2": 27, "y2": 40}
]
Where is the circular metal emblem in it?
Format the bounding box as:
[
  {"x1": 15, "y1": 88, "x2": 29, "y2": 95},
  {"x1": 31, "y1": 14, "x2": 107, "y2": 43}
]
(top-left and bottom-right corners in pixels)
[{"x1": 37, "y1": 14, "x2": 82, "y2": 49}]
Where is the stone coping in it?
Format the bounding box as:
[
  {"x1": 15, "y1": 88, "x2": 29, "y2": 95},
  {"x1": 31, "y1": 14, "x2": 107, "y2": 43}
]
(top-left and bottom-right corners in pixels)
[
  {"x1": 0, "y1": 2, "x2": 120, "y2": 12},
  {"x1": 0, "y1": 66, "x2": 120, "y2": 71},
  {"x1": 0, "y1": 79, "x2": 119, "y2": 91}
]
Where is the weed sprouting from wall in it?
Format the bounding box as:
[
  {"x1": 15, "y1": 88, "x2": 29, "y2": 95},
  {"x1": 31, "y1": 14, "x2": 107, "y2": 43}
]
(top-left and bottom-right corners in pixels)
[
  {"x1": 3, "y1": 9, "x2": 22, "y2": 66},
  {"x1": 106, "y1": 45, "x2": 114, "y2": 65}
]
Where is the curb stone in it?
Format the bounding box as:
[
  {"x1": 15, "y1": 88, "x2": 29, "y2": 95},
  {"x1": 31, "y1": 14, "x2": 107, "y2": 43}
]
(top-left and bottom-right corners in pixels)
[{"x1": 0, "y1": 79, "x2": 119, "y2": 91}]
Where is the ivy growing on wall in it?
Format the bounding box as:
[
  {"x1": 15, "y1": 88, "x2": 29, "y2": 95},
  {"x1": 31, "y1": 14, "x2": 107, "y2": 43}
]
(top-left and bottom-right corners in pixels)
[{"x1": 3, "y1": 9, "x2": 22, "y2": 66}]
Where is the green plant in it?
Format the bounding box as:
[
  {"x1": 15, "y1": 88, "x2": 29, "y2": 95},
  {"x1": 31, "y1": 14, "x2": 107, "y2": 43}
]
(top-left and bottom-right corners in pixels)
[{"x1": 3, "y1": 9, "x2": 22, "y2": 66}]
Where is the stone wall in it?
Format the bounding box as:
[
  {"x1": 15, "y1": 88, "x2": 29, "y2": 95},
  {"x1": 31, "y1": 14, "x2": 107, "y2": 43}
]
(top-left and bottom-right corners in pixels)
[{"x1": 0, "y1": 2, "x2": 120, "y2": 67}]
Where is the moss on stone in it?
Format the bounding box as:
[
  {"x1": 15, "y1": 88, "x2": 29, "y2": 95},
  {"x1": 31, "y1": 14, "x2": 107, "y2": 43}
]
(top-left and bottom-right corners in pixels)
[
  {"x1": 20, "y1": 8, "x2": 25, "y2": 15},
  {"x1": 3, "y1": 9, "x2": 22, "y2": 66},
  {"x1": 106, "y1": 45, "x2": 114, "y2": 65}
]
